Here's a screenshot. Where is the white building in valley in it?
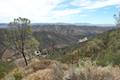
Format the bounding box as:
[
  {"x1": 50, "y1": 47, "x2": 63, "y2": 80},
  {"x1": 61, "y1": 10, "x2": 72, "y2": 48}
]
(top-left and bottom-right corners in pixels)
[{"x1": 78, "y1": 37, "x2": 88, "y2": 43}]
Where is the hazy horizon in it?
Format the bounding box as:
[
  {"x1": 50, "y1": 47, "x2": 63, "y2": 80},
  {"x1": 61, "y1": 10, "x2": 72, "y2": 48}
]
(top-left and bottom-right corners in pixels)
[{"x1": 0, "y1": 22, "x2": 115, "y2": 25}]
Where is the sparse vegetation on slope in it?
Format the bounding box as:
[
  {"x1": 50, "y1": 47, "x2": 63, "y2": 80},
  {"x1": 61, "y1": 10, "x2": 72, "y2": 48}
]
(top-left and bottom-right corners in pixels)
[
  {"x1": 2, "y1": 59, "x2": 120, "y2": 80},
  {"x1": 60, "y1": 28, "x2": 120, "y2": 66}
]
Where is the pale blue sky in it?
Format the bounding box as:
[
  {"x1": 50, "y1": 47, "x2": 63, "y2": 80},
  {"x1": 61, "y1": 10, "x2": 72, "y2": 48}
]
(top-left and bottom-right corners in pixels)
[{"x1": 0, "y1": 0, "x2": 120, "y2": 24}]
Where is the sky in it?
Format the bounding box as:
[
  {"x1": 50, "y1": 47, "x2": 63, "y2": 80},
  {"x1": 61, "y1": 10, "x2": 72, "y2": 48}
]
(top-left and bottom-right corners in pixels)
[{"x1": 0, "y1": 0, "x2": 120, "y2": 24}]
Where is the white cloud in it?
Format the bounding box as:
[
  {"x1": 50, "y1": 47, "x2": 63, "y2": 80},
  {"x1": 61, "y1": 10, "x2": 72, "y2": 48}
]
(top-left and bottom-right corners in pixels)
[
  {"x1": 52, "y1": 9, "x2": 81, "y2": 17},
  {"x1": 71, "y1": 0, "x2": 120, "y2": 9},
  {"x1": 0, "y1": 0, "x2": 65, "y2": 22},
  {"x1": 0, "y1": 0, "x2": 119, "y2": 23}
]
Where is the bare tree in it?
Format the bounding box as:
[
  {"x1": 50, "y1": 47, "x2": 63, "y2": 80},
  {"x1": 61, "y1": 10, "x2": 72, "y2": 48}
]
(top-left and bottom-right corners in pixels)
[{"x1": 8, "y1": 17, "x2": 39, "y2": 66}]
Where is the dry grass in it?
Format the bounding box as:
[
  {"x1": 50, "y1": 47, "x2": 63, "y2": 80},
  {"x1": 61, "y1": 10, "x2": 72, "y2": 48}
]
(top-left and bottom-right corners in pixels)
[
  {"x1": 22, "y1": 69, "x2": 54, "y2": 80},
  {"x1": 64, "y1": 60, "x2": 120, "y2": 80},
  {"x1": 22, "y1": 58, "x2": 65, "y2": 80},
  {"x1": 2, "y1": 58, "x2": 120, "y2": 80}
]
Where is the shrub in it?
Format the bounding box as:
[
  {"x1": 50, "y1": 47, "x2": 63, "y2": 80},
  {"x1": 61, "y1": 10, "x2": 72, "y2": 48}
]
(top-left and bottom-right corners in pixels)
[
  {"x1": 0, "y1": 61, "x2": 15, "y2": 79},
  {"x1": 22, "y1": 59, "x2": 64, "y2": 80},
  {"x1": 74, "y1": 60, "x2": 120, "y2": 80},
  {"x1": 64, "y1": 60, "x2": 120, "y2": 80},
  {"x1": 13, "y1": 69, "x2": 23, "y2": 80}
]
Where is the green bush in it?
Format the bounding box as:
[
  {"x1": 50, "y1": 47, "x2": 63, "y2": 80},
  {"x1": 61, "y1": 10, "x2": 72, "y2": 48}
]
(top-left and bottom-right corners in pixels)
[
  {"x1": 13, "y1": 69, "x2": 23, "y2": 80},
  {"x1": 0, "y1": 61, "x2": 15, "y2": 79}
]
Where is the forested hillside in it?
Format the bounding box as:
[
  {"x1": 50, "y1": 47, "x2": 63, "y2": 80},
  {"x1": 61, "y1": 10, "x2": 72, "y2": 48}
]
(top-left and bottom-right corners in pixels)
[{"x1": 61, "y1": 27, "x2": 120, "y2": 66}]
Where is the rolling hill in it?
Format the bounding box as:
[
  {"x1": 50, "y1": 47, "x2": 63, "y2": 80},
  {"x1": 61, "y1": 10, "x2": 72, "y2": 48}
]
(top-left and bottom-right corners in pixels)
[
  {"x1": 60, "y1": 27, "x2": 120, "y2": 66},
  {"x1": 0, "y1": 23, "x2": 114, "y2": 59},
  {"x1": 32, "y1": 23, "x2": 114, "y2": 49}
]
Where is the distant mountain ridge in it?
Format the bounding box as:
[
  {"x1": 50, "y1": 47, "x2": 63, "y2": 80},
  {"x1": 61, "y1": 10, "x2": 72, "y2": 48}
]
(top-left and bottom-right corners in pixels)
[
  {"x1": 32, "y1": 23, "x2": 114, "y2": 34},
  {"x1": 32, "y1": 23, "x2": 114, "y2": 49},
  {"x1": 0, "y1": 23, "x2": 115, "y2": 59},
  {"x1": 0, "y1": 23, "x2": 115, "y2": 28},
  {"x1": 0, "y1": 23, "x2": 114, "y2": 49}
]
